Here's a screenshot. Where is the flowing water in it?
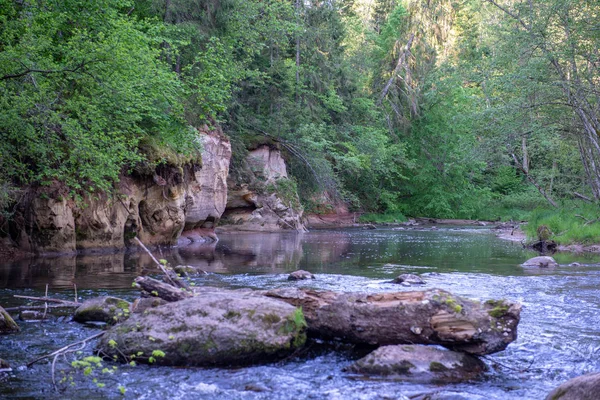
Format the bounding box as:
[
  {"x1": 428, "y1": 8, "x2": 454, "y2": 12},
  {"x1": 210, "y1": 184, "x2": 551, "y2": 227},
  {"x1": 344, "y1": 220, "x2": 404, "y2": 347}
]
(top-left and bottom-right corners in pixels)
[{"x1": 2, "y1": 227, "x2": 600, "y2": 399}]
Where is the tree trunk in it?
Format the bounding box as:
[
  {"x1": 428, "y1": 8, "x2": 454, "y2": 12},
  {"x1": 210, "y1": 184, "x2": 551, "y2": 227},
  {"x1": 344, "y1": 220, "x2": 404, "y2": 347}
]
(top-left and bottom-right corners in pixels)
[
  {"x1": 377, "y1": 33, "x2": 415, "y2": 106},
  {"x1": 263, "y1": 288, "x2": 521, "y2": 356}
]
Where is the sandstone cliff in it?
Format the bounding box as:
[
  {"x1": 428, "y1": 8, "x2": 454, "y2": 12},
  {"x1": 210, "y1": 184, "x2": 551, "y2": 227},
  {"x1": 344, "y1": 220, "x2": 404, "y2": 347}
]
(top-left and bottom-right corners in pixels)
[
  {"x1": 220, "y1": 145, "x2": 306, "y2": 232},
  {"x1": 11, "y1": 127, "x2": 231, "y2": 254}
]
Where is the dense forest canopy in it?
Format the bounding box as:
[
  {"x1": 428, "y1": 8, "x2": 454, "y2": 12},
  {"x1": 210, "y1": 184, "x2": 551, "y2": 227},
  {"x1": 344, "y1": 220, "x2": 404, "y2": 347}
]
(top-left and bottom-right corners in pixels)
[{"x1": 1, "y1": 0, "x2": 600, "y2": 222}]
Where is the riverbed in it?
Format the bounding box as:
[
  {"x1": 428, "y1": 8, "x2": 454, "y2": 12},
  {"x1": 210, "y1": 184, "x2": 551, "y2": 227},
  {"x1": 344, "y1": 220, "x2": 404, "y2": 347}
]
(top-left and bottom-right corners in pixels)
[{"x1": 2, "y1": 227, "x2": 600, "y2": 399}]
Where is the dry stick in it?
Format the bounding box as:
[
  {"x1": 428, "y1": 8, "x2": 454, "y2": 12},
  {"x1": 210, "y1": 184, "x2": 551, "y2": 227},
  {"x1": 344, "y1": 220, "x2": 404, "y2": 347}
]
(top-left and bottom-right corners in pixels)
[
  {"x1": 42, "y1": 284, "x2": 48, "y2": 321},
  {"x1": 4, "y1": 304, "x2": 79, "y2": 312},
  {"x1": 27, "y1": 331, "x2": 105, "y2": 368},
  {"x1": 132, "y1": 237, "x2": 178, "y2": 287},
  {"x1": 13, "y1": 295, "x2": 80, "y2": 306}
]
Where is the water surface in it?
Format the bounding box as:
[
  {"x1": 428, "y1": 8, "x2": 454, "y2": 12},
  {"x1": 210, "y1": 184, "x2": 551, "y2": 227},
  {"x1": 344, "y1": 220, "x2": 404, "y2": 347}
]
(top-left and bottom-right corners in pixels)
[{"x1": 2, "y1": 227, "x2": 600, "y2": 399}]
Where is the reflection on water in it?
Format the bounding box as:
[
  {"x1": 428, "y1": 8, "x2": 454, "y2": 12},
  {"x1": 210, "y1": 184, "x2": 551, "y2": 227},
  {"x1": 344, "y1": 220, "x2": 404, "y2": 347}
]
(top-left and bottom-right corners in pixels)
[
  {"x1": 3, "y1": 227, "x2": 600, "y2": 290},
  {"x1": 3, "y1": 227, "x2": 600, "y2": 400}
]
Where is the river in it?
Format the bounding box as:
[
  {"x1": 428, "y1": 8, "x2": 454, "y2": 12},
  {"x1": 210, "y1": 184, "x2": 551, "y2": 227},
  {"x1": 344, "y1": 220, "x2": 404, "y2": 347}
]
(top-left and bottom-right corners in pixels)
[{"x1": 2, "y1": 227, "x2": 600, "y2": 399}]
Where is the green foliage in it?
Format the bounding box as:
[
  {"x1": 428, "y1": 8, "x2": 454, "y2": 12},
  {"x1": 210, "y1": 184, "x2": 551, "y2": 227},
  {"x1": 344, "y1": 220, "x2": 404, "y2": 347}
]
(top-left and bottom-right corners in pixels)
[
  {"x1": 359, "y1": 212, "x2": 407, "y2": 224},
  {"x1": 0, "y1": 0, "x2": 199, "y2": 195}
]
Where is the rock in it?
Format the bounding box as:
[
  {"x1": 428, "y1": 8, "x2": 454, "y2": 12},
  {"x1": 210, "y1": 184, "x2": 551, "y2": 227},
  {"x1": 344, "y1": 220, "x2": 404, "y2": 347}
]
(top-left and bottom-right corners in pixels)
[
  {"x1": 221, "y1": 146, "x2": 306, "y2": 232},
  {"x1": 0, "y1": 359, "x2": 11, "y2": 373},
  {"x1": 364, "y1": 224, "x2": 376, "y2": 230},
  {"x1": 346, "y1": 344, "x2": 486, "y2": 383},
  {"x1": 98, "y1": 289, "x2": 307, "y2": 367},
  {"x1": 19, "y1": 310, "x2": 48, "y2": 321},
  {"x1": 545, "y1": 372, "x2": 600, "y2": 400},
  {"x1": 131, "y1": 297, "x2": 168, "y2": 314},
  {"x1": 73, "y1": 297, "x2": 131, "y2": 325},
  {"x1": 288, "y1": 270, "x2": 315, "y2": 281},
  {"x1": 264, "y1": 288, "x2": 521, "y2": 355},
  {"x1": 568, "y1": 262, "x2": 582, "y2": 267},
  {"x1": 173, "y1": 265, "x2": 208, "y2": 277},
  {"x1": 10, "y1": 126, "x2": 231, "y2": 253},
  {"x1": 521, "y1": 256, "x2": 558, "y2": 268},
  {"x1": 393, "y1": 274, "x2": 425, "y2": 285},
  {"x1": 0, "y1": 306, "x2": 19, "y2": 333}
]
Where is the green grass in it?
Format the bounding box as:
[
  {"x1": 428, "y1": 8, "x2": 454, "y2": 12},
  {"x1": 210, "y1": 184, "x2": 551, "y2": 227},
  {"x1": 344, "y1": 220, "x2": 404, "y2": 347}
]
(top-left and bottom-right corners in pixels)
[
  {"x1": 524, "y1": 202, "x2": 600, "y2": 244},
  {"x1": 471, "y1": 190, "x2": 547, "y2": 222},
  {"x1": 359, "y1": 211, "x2": 407, "y2": 223}
]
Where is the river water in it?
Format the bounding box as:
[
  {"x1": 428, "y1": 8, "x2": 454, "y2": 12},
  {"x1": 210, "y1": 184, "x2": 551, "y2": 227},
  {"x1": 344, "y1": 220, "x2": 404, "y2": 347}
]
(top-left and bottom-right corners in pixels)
[{"x1": 2, "y1": 227, "x2": 600, "y2": 399}]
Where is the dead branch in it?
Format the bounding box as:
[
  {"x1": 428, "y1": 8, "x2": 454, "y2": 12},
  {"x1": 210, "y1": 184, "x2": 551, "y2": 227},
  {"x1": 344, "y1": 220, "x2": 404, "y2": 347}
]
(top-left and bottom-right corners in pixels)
[
  {"x1": 13, "y1": 295, "x2": 80, "y2": 306},
  {"x1": 133, "y1": 237, "x2": 183, "y2": 288},
  {"x1": 134, "y1": 276, "x2": 192, "y2": 302},
  {"x1": 4, "y1": 304, "x2": 79, "y2": 312},
  {"x1": 27, "y1": 331, "x2": 105, "y2": 368},
  {"x1": 573, "y1": 192, "x2": 593, "y2": 202},
  {"x1": 377, "y1": 33, "x2": 416, "y2": 106}
]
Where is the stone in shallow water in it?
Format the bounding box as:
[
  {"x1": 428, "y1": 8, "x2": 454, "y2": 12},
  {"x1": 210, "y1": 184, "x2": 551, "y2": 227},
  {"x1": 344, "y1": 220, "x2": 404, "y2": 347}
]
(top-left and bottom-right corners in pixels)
[
  {"x1": 545, "y1": 372, "x2": 600, "y2": 400},
  {"x1": 392, "y1": 274, "x2": 425, "y2": 285},
  {"x1": 346, "y1": 344, "x2": 486, "y2": 383},
  {"x1": 73, "y1": 296, "x2": 131, "y2": 325},
  {"x1": 521, "y1": 256, "x2": 558, "y2": 268},
  {"x1": 288, "y1": 270, "x2": 315, "y2": 281},
  {"x1": 98, "y1": 289, "x2": 307, "y2": 367}
]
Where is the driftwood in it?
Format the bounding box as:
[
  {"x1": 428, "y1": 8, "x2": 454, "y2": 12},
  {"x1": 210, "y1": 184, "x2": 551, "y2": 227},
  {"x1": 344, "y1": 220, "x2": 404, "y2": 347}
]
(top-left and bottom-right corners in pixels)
[
  {"x1": 264, "y1": 288, "x2": 521, "y2": 356},
  {"x1": 134, "y1": 276, "x2": 192, "y2": 302},
  {"x1": 13, "y1": 295, "x2": 80, "y2": 307},
  {"x1": 133, "y1": 237, "x2": 190, "y2": 290}
]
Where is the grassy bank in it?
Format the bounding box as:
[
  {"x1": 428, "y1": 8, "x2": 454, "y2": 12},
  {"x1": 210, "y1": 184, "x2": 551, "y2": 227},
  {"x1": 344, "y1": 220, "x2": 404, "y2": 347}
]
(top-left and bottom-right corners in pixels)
[{"x1": 524, "y1": 203, "x2": 600, "y2": 245}]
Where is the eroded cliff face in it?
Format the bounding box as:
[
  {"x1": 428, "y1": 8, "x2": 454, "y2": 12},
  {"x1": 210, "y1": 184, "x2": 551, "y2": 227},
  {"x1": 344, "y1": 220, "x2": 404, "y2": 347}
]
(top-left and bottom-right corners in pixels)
[
  {"x1": 220, "y1": 145, "x2": 306, "y2": 232},
  {"x1": 12, "y1": 127, "x2": 231, "y2": 254}
]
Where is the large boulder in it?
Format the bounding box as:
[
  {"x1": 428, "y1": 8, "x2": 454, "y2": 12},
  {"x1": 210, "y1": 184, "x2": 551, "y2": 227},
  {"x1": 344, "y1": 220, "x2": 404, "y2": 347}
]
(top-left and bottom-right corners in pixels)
[
  {"x1": 0, "y1": 306, "x2": 19, "y2": 333},
  {"x1": 98, "y1": 289, "x2": 307, "y2": 367},
  {"x1": 346, "y1": 344, "x2": 486, "y2": 383},
  {"x1": 545, "y1": 372, "x2": 600, "y2": 400},
  {"x1": 521, "y1": 256, "x2": 558, "y2": 268},
  {"x1": 265, "y1": 288, "x2": 521, "y2": 355},
  {"x1": 73, "y1": 297, "x2": 131, "y2": 325}
]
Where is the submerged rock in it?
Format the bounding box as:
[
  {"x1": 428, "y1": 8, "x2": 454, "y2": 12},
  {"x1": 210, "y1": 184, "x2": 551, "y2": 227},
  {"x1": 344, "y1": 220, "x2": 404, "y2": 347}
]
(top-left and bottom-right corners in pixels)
[
  {"x1": 521, "y1": 256, "x2": 558, "y2": 268},
  {"x1": 346, "y1": 344, "x2": 486, "y2": 383},
  {"x1": 73, "y1": 297, "x2": 131, "y2": 325},
  {"x1": 545, "y1": 372, "x2": 600, "y2": 400},
  {"x1": 0, "y1": 306, "x2": 19, "y2": 333},
  {"x1": 288, "y1": 270, "x2": 315, "y2": 281},
  {"x1": 98, "y1": 290, "x2": 307, "y2": 367},
  {"x1": 392, "y1": 274, "x2": 425, "y2": 285}
]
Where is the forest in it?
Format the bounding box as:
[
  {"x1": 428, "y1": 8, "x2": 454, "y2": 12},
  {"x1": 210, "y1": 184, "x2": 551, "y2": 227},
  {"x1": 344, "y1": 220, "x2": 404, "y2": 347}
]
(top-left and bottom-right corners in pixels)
[{"x1": 1, "y1": 0, "x2": 600, "y2": 244}]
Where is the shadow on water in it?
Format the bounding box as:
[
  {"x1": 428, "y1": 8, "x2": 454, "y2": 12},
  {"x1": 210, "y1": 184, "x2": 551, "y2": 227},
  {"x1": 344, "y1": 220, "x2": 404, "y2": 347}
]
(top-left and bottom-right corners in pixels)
[{"x1": 3, "y1": 227, "x2": 600, "y2": 399}]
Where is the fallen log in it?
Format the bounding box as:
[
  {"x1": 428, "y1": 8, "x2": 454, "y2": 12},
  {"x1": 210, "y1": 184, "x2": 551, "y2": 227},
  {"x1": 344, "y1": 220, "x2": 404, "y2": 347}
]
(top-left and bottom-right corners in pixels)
[
  {"x1": 134, "y1": 276, "x2": 192, "y2": 302},
  {"x1": 264, "y1": 288, "x2": 521, "y2": 355}
]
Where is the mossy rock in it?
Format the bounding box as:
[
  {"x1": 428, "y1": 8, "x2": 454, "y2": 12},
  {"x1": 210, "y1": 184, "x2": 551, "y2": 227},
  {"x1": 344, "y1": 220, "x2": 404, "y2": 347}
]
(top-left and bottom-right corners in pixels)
[
  {"x1": 98, "y1": 289, "x2": 307, "y2": 367},
  {"x1": 73, "y1": 296, "x2": 131, "y2": 325}
]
